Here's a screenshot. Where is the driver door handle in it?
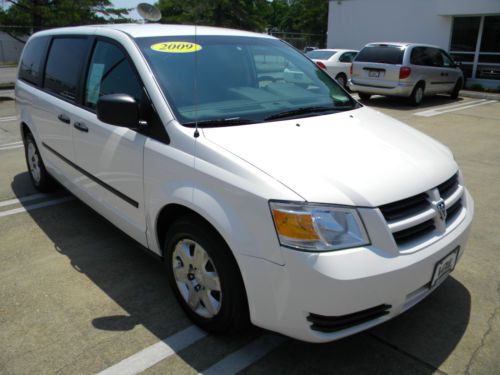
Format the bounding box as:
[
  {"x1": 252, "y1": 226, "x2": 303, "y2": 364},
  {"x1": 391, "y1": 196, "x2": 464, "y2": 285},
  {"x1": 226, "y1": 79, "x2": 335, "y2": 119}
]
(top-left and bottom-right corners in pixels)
[{"x1": 74, "y1": 122, "x2": 88, "y2": 133}]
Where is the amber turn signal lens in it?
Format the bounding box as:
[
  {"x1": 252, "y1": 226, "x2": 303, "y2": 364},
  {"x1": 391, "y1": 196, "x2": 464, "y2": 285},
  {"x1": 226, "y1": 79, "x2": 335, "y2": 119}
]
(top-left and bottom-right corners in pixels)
[{"x1": 272, "y1": 210, "x2": 320, "y2": 240}]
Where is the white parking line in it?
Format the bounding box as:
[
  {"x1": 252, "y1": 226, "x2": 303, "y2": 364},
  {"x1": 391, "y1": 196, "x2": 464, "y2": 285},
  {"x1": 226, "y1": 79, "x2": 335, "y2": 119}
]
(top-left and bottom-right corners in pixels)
[
  {"x1": 200, "y1": 335, "x2": 286, "y2": 375},
  {"x1": 0, "y1": 196, "x2": 74, "y2": 218},
  {"x1": 414, "y1": 99, "x2": 497, "y2": 117},
  {"x1": 97, "y1": 325, "x2": 207, "y2": 375},
  {"x1": 0, "y1": 144, "x2": 23, "y2": 151},
  {"x1": 0, "y1": 115, "x2": 17, "y2": 122},
  {"x1": 0, "y1": 193, "x2": 50, "y2": 208},
  {"x1": 0, "y1": 141, "x2": 22, "y2": 147}
]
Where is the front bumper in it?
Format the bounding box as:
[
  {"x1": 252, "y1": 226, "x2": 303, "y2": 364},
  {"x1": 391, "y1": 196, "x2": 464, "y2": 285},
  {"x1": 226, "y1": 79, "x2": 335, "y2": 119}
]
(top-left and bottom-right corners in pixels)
[
  {"x1": 239, "y1": 191, "x2": 474, "y2": 343},
  {"x1": 349, "y1": 79, "x2": 414, "y2": 97}
]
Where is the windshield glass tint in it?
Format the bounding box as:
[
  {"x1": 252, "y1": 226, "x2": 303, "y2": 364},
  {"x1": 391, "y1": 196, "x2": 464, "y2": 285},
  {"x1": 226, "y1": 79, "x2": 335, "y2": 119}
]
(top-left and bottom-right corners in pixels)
[
  {"x1": 136, "y1": 36, "x2": 356, "y2": 126},
  {"x1": 306, "y1": 50, "x2": 336, "y2": 60},
  {"x1": 355, "y1": 45, "x2": 404, "y2": 64}
]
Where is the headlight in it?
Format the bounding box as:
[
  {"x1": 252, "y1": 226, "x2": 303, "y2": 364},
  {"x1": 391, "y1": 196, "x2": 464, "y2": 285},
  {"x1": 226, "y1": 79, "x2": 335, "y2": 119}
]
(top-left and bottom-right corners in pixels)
[{"x1": 269, "y1": 201, "x2": 370, "y2": 251}]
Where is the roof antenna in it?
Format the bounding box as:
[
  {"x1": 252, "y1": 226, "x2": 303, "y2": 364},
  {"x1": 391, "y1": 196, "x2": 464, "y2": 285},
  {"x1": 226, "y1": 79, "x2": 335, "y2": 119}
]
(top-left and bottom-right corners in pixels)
[
  {"x1": 137, "y1": 3, "x2": 162, "y2": 23},
  {"x1": 193, "y1": 23, "x2": 200, "y2": 138}
]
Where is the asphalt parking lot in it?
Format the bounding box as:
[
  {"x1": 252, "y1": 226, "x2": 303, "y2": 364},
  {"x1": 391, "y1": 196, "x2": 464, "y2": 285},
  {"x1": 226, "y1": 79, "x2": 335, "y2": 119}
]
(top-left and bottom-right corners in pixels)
[{"x1": 1, "y1": 93, "x2": 499, "y2": 375}]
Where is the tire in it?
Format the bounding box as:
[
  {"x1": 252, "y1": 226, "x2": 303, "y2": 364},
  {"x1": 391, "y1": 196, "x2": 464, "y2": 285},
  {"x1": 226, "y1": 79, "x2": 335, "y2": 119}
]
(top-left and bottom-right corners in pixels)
[
  {"x1": 335, "y1": 73, "x2": 347, "y2": 89},
  {"x1": 450, "y1": 79, "x2": 463, "y2": 99},
  {"x1": 164, "y1": 215, "x2": 250, "y2": 334},
  {"x1": 24, "y1": 132, "x2": 57, "y2": 192},
  {"x1": 358, "y1": 92, "x2": 371, "y2": 100},
  {"x1": 409, "y1": 82, "x2": 425, "y2": 106}
]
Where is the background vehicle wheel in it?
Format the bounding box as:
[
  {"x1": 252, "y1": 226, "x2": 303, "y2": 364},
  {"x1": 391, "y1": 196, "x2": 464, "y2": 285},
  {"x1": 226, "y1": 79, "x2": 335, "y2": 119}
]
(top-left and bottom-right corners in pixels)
[
  {"x1": 164, "y1": 215, "x2": 250, "y2": 334},
  {"x1": 409, "y1": 83, "x2": 425, "y2": 106},
  {"x1": 335, "y1": 73, "x2": 347, "y2": 89},
  {"x1": 24, "y1": 133, "x2": 56, "y2": 192},
  {"x1": 450, "y1": 79, "x2": 463, "y2": 99},
  {"x1": 358, "y1": 92, "x2": 371, "y2": 100}
]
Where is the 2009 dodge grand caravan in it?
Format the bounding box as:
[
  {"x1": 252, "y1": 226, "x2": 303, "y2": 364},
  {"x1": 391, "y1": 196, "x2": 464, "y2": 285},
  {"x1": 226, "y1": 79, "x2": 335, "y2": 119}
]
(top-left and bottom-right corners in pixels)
[{"x1": 16, "y1": 24, "x2": 474, "y2": 343}]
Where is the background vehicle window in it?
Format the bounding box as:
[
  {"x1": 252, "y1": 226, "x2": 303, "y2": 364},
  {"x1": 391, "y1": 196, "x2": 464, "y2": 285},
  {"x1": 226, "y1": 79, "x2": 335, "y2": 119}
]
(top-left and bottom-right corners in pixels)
[
  {"x1": 440, "y1": 51, "x2": 454, "y2": 67},
  {"x1": 339, "y1": 52, "x2": 356, "y2": 63},
  {"x1": 306, "y1": 50, "x2": 335, "y2": 60},
  {"x1": 410, "y1": 47, "x2": 426, "y2": 65},
  {"x1": 426, "y1": 47, "x2": 444, "y2": 67},
  {"x1": 19, "y1": 36, "x2": 49, "y2": 86},
  {"x1": 43, "y1": 38, "x2": 89, "y2": 102},
  {"x1": 355, "y1": 45, "x2": 404, "y2": 64},
  {"x1": 85, "y1": 41, "x2": 143, "y2": 110}
]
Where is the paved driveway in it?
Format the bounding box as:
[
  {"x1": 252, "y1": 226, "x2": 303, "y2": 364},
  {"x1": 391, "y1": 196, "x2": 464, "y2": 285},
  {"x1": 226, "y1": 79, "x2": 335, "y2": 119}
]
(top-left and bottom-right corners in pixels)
[{"x1": 0, "y1": 95, "x2": 499, "y2": 374}]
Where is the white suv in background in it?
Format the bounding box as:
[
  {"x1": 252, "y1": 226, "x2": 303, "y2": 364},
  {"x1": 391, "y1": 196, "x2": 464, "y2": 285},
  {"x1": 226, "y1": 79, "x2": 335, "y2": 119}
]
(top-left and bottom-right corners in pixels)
[
  {"x1": 16, "y1": 24, "x2": 473, "y2": 343},
  {"x1": 349, "y1": 42, "x2": 464, "y2": 105}
]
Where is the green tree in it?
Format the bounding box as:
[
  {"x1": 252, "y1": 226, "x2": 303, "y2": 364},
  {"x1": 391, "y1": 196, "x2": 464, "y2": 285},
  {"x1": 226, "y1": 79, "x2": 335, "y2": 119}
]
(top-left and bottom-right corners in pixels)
[
  {"x1": 156, "y1": 0, "x2": 269, "y2": 32},
  {"x1": 0, "y1": 0, "x2": 130, "y2": 42}
]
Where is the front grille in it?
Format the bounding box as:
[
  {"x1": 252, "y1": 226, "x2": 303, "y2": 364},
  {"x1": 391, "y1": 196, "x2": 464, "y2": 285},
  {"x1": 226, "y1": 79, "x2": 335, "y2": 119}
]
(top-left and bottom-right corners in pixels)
[
  {"x1": 392, "y1": 219, "x2": 435, "y2": 244},
  {"x1": 438, "y1": 173, "x2": 459, "y2": 200},
  {"x1": 379, "y1": 193, "x2": 429, "y2": 221},
  {"x1": 307, "y1": 304, "x2": 391, "y2": 333},
  {"x1": 379, "y1": 172, "x2": 464, "y2": 248}
]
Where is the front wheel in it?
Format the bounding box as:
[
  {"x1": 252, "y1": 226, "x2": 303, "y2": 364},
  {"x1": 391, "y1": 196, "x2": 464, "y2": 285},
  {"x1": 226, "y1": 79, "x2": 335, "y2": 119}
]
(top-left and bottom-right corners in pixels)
[
  {"x1": 164, "y1": 215, "x2": 250, "y2": 334},
  {"x1": 450, "y1": 79, "x2": 463, "y2": 99}
]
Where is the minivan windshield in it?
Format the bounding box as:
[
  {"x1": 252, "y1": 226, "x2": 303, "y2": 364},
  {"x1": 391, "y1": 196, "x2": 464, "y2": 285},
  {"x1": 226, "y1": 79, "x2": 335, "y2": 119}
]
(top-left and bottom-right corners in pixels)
[{"x1": 136, "y1": 36, "x2": 357, "y2": 126}]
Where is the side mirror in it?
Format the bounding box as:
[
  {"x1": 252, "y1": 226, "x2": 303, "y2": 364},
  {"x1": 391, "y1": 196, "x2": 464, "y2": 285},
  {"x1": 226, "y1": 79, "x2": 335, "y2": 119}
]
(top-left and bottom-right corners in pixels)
[{"x1": 97, "y1": 94, "x2": 140, "y2": 128}]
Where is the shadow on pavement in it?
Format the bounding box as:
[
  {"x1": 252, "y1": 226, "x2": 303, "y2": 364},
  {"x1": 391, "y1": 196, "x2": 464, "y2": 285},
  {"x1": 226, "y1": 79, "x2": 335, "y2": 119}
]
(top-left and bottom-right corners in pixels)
[
  {"x1": 358, "y1": 94, "x2": 465, "y2": 111},
  {"x1": 12, "y1": 172, "x2": 471, "y2": 373}
]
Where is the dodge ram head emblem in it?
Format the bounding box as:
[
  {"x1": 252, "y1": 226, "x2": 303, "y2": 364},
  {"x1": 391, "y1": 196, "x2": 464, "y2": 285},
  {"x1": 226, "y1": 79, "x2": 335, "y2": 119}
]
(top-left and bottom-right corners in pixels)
[{"x1": 436, "y1": 199, "x2": 447, "y2": 221}]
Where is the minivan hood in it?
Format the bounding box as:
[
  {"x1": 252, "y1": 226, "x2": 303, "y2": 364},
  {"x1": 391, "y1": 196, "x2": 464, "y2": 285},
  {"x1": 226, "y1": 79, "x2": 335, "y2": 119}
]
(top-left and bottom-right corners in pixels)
[{"x1": 201, "y1": 106, "x2": 457, "y2": 207}]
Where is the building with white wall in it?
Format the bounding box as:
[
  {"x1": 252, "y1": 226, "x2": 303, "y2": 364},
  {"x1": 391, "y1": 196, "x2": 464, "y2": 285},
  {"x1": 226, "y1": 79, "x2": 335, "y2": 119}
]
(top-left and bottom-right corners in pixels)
[{"x1": 327, "y1": 0, "x2": 500, "y2": 88}]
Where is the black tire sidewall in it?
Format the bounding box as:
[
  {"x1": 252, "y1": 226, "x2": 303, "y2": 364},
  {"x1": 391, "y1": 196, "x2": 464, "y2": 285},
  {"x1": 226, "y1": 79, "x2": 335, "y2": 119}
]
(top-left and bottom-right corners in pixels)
[
  {"x1": 24, "y1": 133, "x2": 53, "y2": 191},
  {"x1": 410, "y1": 83, "x2": 424, "y2": 106},
  {"x1": 164, "y1": 216, "x2": 249, "y2": 333}
]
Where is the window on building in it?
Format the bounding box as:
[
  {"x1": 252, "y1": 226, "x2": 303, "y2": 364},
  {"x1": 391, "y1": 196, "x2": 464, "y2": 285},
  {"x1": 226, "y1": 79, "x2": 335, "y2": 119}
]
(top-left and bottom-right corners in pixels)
[
  {"x1": 480, "y1": 16, "x2": 500, "y2": 53},
  {"x1": 43, "y1": 38, "x2": 89, "y2": 102},
  {"x1": 450, "y1": 17, "x2": 480, "y2": 52}
]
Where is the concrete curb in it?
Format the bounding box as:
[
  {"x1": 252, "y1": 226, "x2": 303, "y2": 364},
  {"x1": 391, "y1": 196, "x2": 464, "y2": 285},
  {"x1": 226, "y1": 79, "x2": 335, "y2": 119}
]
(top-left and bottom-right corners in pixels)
[{"x1": 460, "y1": 90, "x2": 500, "y2": 101}]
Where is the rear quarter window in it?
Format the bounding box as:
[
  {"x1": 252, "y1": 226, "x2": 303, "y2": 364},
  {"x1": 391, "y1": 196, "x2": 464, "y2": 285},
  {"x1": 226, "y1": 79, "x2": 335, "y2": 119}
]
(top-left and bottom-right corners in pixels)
[
  {"x1": 18, "y1": 36, "x2": 50, "y2": 86},
  {"x1": 355, "y1": 46, "x2": 404, "y2": 65}
]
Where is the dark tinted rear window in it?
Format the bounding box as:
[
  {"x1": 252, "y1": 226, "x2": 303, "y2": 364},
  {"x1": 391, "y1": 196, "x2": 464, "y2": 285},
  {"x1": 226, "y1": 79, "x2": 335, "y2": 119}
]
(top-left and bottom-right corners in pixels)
[
  {"x1": 43, "y1": 37, "x2": 89, "y2": 102},
  {"x1": 355, "y1": 45, "x2": 404, "y2": 64},
  {"x1": 19, "y1": 36, "x2": 50, "y2": 86}
]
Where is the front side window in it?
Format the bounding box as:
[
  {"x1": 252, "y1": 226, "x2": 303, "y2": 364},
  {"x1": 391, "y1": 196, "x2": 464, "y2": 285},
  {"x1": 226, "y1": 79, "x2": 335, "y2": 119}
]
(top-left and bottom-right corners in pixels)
[
  {"x1": 136, "y1": 36, "x2": 356, "y2": 126},
  {"x1": 440, "y1": 51, "x2": 454, "y2": 67},
  {"x1": 43, "y1": 37, "x2": 89, "y2": 101},
  {"x1": 84, "y1": 41, "x2": 143, "y2": 110}
]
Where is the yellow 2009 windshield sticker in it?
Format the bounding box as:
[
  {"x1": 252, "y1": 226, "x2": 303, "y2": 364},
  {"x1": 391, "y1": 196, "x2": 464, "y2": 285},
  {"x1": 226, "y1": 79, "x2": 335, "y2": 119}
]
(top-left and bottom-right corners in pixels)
[{"x1": 151, "y1": 42, "x2": 202, "y2": 53}]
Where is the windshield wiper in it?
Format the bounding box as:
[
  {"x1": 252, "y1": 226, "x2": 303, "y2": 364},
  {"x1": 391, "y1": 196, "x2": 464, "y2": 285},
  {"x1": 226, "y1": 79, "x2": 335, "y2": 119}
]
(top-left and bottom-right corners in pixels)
[
  {"x1": 264, "y1": 106, "x2": 351, "y2": 121},
  {"x1": 183, "y1": 118, "x2": 255, "y2": 128}
]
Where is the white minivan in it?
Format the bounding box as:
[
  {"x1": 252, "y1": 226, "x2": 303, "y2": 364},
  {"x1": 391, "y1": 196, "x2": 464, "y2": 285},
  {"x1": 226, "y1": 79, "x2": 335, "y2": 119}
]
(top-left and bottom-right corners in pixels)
[{"x1": 16, "y1": 24, "x2": 473, "y2": 343}]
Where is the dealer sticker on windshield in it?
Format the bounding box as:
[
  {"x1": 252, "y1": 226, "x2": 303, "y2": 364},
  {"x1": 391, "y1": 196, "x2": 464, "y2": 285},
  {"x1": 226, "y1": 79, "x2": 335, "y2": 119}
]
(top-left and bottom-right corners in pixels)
[{"x1": 151, "y1": 41, "x2": 202, "y2": 53}]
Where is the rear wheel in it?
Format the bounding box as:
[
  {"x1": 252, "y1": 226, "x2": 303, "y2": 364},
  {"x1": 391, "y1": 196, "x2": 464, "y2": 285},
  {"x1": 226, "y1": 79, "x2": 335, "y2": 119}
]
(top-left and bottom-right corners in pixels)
[
  {"x1": 409, "y1": 83, "x2": 425, "y2": 106},
  {"x1": 24, "y1": 133, "x2": 56, "y2": 192},
  {"x1": 358, "y1": 92, "x2": 371, "y2": 100},
  {"x1": 335, "y1": 73, "x2": 347, "y2": 89},
  {"x1": 450, "y1": 79, "x2": 463, "y2": 99},
  {"x1": 164, "y1": 215, "x2": 250, "y2": 334}
]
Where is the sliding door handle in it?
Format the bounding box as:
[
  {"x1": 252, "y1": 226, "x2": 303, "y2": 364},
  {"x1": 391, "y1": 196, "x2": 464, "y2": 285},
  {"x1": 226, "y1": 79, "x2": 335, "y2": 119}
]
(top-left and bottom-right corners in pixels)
[
  {"x1": 58, "y1": 114, "x2": 71, "y2": 124},
  {"x1": 74, "y1": 122, "x2": 88, "y2": 133}
]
